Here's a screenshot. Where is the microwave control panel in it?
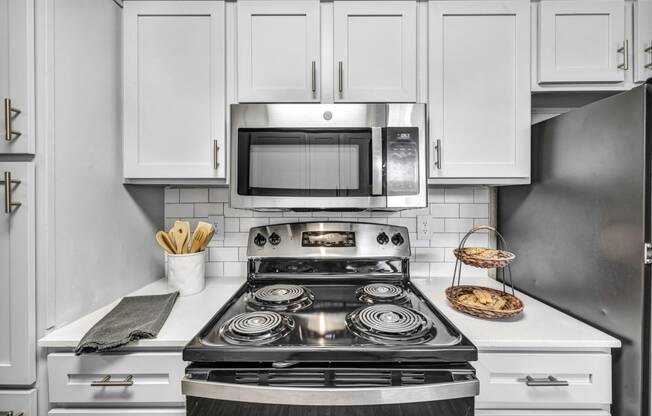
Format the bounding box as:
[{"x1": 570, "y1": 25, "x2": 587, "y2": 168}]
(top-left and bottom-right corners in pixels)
[{"x1": 385, "y1": 127, "x2": 419, "y2": 196}]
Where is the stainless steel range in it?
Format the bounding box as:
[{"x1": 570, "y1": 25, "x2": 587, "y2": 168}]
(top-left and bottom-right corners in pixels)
[{"x1": 182, "y1": 222, "x2": 478, "y2": 415}]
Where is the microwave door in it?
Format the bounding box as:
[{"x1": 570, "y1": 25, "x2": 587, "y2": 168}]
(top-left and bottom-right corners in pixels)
[{"x1": 232, "y1": 127, "x2": 387, "y2": 210}]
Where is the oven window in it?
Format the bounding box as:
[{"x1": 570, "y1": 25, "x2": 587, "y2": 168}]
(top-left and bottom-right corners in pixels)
[{"x1": 237, "y1": 129, "x2": 373, "y2": 197}]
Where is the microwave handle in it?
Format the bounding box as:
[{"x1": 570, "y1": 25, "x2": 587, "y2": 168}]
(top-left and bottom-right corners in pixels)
[{"x1": 371, "y1": 127, "x2": 383, "y2": 196}]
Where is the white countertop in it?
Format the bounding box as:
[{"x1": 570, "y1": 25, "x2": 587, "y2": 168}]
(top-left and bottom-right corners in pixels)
[
  {"x1": 413, "y1": 276, "x2": 621, "y2": 351},
  {"x1": 38, "y1": 275, "x2": 246, "y2": 349},
  {"x1": 39, "y1": 274, "x2": 620, "y2": 352}
]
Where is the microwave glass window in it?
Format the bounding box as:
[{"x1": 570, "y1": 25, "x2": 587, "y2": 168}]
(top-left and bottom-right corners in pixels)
[{"x1": 238, "y1": 129, "x2": 372, "y2": 197}]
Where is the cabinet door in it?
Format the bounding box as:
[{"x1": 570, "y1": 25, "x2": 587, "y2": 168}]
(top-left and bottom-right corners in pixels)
[
  {"x1": 538, "y1": 0, "x2": 626, "y2": 83},
  {"x1": 0, "y1": 162, "x2": 35, "y2": 385},
  {"x1": 634, "y1": 1, "x2": 652, "y2": 83},
  {"x1": 0, "y1": 0, "x2": 34, "y2": 154},
  {"x1": 123, "y1": 1, "x2": 226, "y2": 179},
  {"x1": 333, "y1": 1, "x2": 417, "y2": 102},
  {"x1": 0, "y1": 389, "x2": 37, "y2": 415},
  {"x1": 237, "y1": 0, "x2": 320, "y2": 102},
  {"x1": 429, "y1": 1, "x2": 530, "y2": 179}
]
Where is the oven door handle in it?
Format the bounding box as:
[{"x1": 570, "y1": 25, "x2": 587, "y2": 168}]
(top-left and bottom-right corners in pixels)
[
  {"x1": 182, "y1": 375, "x2": 478, "y2": 406},
  {"x1": 371, "y1": 127, "x2": 383, "y2": 196}
]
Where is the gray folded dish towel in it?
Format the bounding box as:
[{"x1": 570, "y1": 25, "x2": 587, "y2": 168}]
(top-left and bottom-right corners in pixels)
[{"x1": 75, "y1": 292, "x2": 179, "y2": 355}]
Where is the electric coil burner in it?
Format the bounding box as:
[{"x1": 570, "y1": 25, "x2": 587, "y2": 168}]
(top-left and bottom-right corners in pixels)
[
  {"x1": 183, "y1": 222, "x2": 478, "y2": 416},
  {"x1": 347, "y1": 304, "x2": 433, "y2": 344},
  {"x1": 248, "y1": 284, "x2": 314, "y2": 312},
  {"x1": 356, "y1": 282, "x2": 409, "y2": 304},
  {"x1": 220, "y1": 311, "x2": 295, "y2": 345}
]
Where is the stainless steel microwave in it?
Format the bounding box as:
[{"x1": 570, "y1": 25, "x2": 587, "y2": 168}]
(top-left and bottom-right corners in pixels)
[{"x1": 230, "y1": 103, "x2": 427, "y2": 210}]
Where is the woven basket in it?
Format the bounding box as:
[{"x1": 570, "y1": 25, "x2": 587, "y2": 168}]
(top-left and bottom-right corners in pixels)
[
  {"x1": 447, "y1": 225, "x2": 524, "y2": 319},
  {"x1": 453, "y1": 247, "x2": 515, "y2": 269},
  {"x1": 445, "y1": 285, "x2": 524, "y2": 319}
]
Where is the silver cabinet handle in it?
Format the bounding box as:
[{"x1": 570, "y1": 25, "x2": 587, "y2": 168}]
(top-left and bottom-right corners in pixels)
[
  {"x1": 183, "y1": 376, "x2": 479, "y2": 406},
  {"x1": 338, "y1": 61, "x2": 343, "y2": 94},
  {"x1": 433, "y1": 139, "x2": 442, "y2": 170},
  {"x1": 4, "y1": 98, "x2": 22, "y2": 142},
  {"x1": 2, "y1": 172, "x2": 21, "y2": 214},
  {"x1": 213, "y1": 140, "x2": 220, "y2": 170},
  {"x1": 618, "y1": 40, "x2": 629, "y2": 70},
  {"x1": 525, "y1": 376, "x2": 569, "y2": 387},
  {"x1": 0, "y1": 412, "x2": 24, "y2": 416},
  {"x1": 311, "y1": 61, "x2": 317, "y2": 93},
  {"x1": 91, "y1": 374, "x2": 134, "y2": 387},
  {"x1": 645, "y1": 42, "x2": 652, "y2": 69}
]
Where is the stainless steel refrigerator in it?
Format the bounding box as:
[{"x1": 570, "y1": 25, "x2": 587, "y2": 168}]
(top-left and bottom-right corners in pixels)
[{"x1": 498, "y1": 81, "x2": 651, "y2": 416}]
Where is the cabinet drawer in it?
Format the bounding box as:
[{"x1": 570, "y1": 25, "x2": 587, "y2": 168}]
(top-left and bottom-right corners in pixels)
[
  {"x1": 49, "y1": 409, "x2": 185, "y2": 416},
  {"x1": 0, "y1": 389, "x2": 37, "y2": 416},
  {"x1": 48, "y1": 352, "x2": 185, "y2": 405},
  {"x1": 474, "y1": 352, "x2": 611, "y2": 409}
]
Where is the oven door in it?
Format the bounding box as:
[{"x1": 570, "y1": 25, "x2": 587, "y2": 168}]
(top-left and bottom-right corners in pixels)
[
  {"x1": 232, "y1": 127, "x2": 384, "y2": 210},
  {"x1": 183, "y1": 366, "x2": 478, "y2": 416}
]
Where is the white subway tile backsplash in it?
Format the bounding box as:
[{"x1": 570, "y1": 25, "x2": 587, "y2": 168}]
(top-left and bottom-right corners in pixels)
[
  {"x1": 166, "y1": 203, "x2": 194, "y2": 218},
  {"x1": 240, "y1": 217, "x2": 269, "y2": 231},
  {"x1": 164, "y1": 186, "x2": 493, "y2": 277},
  {"x1": 209, "y1": 247, "x2": 239, "y2": 262},
  {"x1": 164, "y1": 188, "x2": 180, "y2": 203},
  {"x1": 445, "y1": 218, "x2": 475, "y2": 233},
  {"x1": 444, "y1": 188, "x2": 474, "y2": 203},
  {"x1": 474, "y1": 187, "x2": 490, "y2": 203},
  {"x1": 209, "y1": 188, "x2": 229, "y2": 203},
  {"x1": 430, "y1": 203, "x2": 459, "y2": 218},
  {"x1": 459, "y1": 203, "x2": 488, "y2": 218},
  {"x1": 428, "y1": 188, "x2": 445, "y2": 203},
  {"x1": 180, "y1": 188, "x2": 208, "y2": 203}
]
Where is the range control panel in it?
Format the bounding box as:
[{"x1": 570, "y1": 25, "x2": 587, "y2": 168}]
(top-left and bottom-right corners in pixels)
[{"x1": 247, "y1": 222, "x2": 411, "y2": 259}]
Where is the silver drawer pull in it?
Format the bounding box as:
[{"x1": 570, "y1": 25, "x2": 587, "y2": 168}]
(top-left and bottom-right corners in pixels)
[
  {"x1": 525, "y1": 375, "x2": 569, "y2": 387},
  {"x1": 213, "y1": 140, "x2": 220, "y2": 170},
  {"x1": 645, "y1": 42, "x2": 652, "y2": 69},
  {"x1": 0, "y1": 412, "x2": 24, "y2": 416},
  {"x1": 618, "y1": 40, "x2": 629, "y2": 70},
  {"x1": 4, "y1": 98, "x2": 22, "y2": 142},
  {"x1": 91, "y1": 374, "x2": 134, "y2": 387},
  {"x1": 2, "y1": 171, "x2": 21, "y2": 214}
]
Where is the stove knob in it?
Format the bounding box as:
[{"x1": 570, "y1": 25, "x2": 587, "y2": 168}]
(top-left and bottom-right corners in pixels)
[
  {"x1": 253, "y1": 233, "x2": 266, "y2": 247},
  {"x1": 391, "y1": 233, "x2": 405, "y2": 246},
  {"x1": 269, "y1": 232, "x2": 281, "y2": 246},
  {"x1": 376, "y1": 232, "x2": 389, "y2": 245}
]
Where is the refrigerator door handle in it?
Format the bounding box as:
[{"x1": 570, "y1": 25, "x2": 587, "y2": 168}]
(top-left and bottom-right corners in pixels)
[{"x1": 644, "y1": 243, "x2": 652, "y2": 265}]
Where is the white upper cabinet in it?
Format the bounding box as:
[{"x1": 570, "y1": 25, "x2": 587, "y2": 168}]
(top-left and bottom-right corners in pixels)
[
  {"x1": 333, "y1": 1, "x2": 417, "y2": 102},
  {"x1": 634, "y1": 1, "x2": 652, "y2": 83},
  {"x1": 237, "y1": 0, "x2": 320, "y2": 102},
  {"x1": 0, "y1": 162, "x2": 35, "y2": 385},
  {"x1": 0, "y1": 0, "x2": 34, "y2": 154},
  {"x1": 123, "y1": 1, "x2": 226, "y2": 179},
  {"x1": 429, "y1": 0, "x2": 530, "y2": 181},
  {"x1": 536, "y1": 0, "x2": 626, "y2": 85}
]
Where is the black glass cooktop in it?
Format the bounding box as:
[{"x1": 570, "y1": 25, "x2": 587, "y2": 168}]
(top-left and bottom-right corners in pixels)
[{"x1": 183, "y1": 280, "x2": 476, "y2": 363}]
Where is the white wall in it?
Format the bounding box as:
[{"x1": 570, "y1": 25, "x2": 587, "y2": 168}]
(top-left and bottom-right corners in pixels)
[{"x1": 37, "y1": 0, "x2": 164, "y2": 330}]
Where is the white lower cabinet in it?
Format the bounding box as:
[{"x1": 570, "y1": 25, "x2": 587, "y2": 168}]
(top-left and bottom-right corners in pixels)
[
  {"x1": 474, "y1": 351, "x2": 612, "y2": 412},
  {"x1": 47, "y1": 352, "x2": 186, "y2": 406},
  {"x1": 0, "y1": 162, "x2": 35, "y2": 386},
  {"x1": 0, "y1": 389, "x2": 37, "y2": 416}
]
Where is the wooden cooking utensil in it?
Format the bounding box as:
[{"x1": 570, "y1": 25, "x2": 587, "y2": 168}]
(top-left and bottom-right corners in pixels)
[
  {"x1": 156, "y1": 231, "x2": 176, "y2": 254},
  {"x1": 189, "y1": 221, "x2": 214, "y2": 253},
  {"x1": 199, "y1": 228, "x2": 215, "y2": 252},
  {"x1": 189, "y1": 229, "x2": 205, "y2": 253},
  {"x1": 172, "y1": 221, "x2": 190, "y2": 254}
]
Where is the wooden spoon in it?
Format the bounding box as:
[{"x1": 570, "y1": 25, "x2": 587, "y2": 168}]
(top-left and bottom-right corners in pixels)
[
  {"x1": 156, "y1": 231, "x2": 176, "y2": 254},
  {"x1": 172, "y1": 221, "x2": 190, "y2": 254}
]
